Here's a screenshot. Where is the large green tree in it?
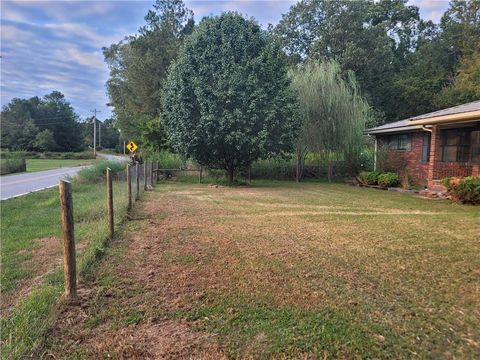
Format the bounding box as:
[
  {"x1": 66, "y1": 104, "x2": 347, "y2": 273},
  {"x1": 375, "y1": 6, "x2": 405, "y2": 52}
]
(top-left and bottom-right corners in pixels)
[
  {"x1": 392, "y1": 38, "x2": 456, "y2": 119},
  {"x1": 440, "y1": 0, "x2": 480, "y2": 59},
  {"x1": 273, "y1": 0, "x2": 426, "y2": 121},
  {"x1": 103, "y1": 0, "x2": 194, "y2": 151},
  {"x1": 290, "y1": 60, "x2": 370, "y2": 182},
  {"x1": 1, "y1": 98, "x2": 39, "y2": 150},
  {"x1": 1, "y1": 91, "x2": 81, "y2": 151},
  {"x1": 393, "y1": 0, "x2": 480, "y2": 117},
  {"x1": 162, "y1": 13, "x2": 299, "y2": 183},
  {"x1": 434, "y1": 0, "x2": 480, "y2": 107}
]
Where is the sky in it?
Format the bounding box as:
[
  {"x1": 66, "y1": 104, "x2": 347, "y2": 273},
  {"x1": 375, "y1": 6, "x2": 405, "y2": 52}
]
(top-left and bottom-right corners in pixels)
[{"x1": 1, "y1": 0, "x2": 450, "y2": 120}]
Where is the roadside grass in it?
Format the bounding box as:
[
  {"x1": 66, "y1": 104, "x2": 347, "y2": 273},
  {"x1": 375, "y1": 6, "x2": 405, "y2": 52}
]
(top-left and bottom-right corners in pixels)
[
  {"x1": 77, "y1": 160, "x2": 127, "y2": 183},
  {"x1": 44, "y1": 181, "x2": 480, "y2": 358},
  {"x1": 26, "y1": 159, "x2": 96, "y2": 172},
  {"x1": 0, "y1": 178, "x2": 130, "y2": 359}
]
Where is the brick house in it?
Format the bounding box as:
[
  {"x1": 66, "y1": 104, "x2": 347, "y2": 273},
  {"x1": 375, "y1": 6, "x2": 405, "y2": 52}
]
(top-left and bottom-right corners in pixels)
[{"x1": 365, "y1": 101, "x2": 480, "y2": 189}]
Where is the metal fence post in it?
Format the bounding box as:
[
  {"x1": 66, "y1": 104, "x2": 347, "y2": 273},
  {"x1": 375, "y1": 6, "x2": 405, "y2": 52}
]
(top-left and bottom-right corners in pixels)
[
  {"x1": 59, "y1": 180, "x2": 77, "y2": 300},
  {"x1": 107, "y1": 168, "x2": 114, "y2": 239},
  {"x1": 136, "y1": 163, "x2": 140, "y2": 200},
  {"x1": 127, "y1": 164, "x2": 132, "y2": 210}
]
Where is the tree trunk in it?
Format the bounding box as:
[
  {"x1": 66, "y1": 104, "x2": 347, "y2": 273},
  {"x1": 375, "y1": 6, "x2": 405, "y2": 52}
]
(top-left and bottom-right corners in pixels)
[
  {"x1": 296, "y1": 151, "x2": 300, "y2": 183},
  {"x1": 296, "y1": 146, "x2": 306, "y2": 183},
  {"x1": 328, "y1": 159, "x2": 333, "y2": 183},
  {"x1": 296, "y1": 148, "x2": 302, "y2": 183},
  {"x1": 228, "y1": 166, "x2": 234, "y2": 184}
]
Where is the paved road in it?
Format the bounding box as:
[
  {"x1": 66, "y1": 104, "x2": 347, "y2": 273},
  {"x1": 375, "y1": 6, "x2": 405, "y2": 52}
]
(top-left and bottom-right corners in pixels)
[
  {"x1": 0, "y1": 166, "x2": 89, "y2": 200},
  {"x1": 0, "y1": 153, "x2": 128, "y2": 201}
]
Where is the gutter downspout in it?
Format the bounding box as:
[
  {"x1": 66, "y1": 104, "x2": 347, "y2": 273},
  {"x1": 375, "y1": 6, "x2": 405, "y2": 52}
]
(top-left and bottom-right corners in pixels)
[{"x1": 422, "y1": 125, "x2": 432, "y2": 133}]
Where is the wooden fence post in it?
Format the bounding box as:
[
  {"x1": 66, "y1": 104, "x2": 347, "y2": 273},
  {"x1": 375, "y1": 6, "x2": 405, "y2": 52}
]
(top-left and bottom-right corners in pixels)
[
  {"x1": 127, "y1": 164, "x2": 132, "y2": 210},
  {"x1": 150, "y1": 162, "x2": 155, "y2": 188},
  {"x1": 136, "y1": 163, "x2": 140, "y2": 200},
  {"x1": 156, "y1": 161, "x2": 159, "y2": 183},
  {"x1": 59, "y1": 180, "x2": 77, "y2": 300},
  {"x1": 107, "y1": 168, "x2": 114, "y2": 239},
  {"x1": 144, "y1": 161, "x2": 148, "y2": 190}
]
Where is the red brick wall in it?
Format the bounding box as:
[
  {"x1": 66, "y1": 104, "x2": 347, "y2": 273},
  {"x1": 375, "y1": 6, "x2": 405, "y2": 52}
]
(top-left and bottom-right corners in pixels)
[
  {"x1": 377, "y1": 132, "x2": 429, "y2": 186},
  {"x1": 433, "y1": 162, "x2": 473, "y2": 179}
]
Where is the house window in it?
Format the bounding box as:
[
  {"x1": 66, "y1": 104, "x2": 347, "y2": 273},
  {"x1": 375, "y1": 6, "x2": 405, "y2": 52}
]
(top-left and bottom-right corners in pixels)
[
  {"x1": 471, "y1": 131, "x2": 480, "y2": 164},
  {"x1": 440, "y1": 129, "x2": 479, "y2": 163},
  {"x1": 389, "y1": 134, "x2": 411, "y2": 151},
  {"x1": 421, "y1": 132, "x2": 430, "y2": 163}
]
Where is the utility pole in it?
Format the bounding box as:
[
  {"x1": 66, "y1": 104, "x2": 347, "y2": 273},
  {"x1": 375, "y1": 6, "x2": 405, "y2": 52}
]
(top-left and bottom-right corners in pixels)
[
  {"x1": 98, "y1": 120, "x2": 101, "y2": 148},
  {"x1": 91, "y1": 109, "x2": 101, "y2": 157}
]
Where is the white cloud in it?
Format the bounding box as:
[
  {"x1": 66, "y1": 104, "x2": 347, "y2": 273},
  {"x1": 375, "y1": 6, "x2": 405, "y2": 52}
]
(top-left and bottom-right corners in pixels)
[
  {"x1": 0, "y1": 2, "x2": 29, "y2": 23},
  {"x1": 62, "y1": 46, "x2": 107, "y2": 71},
  {"x1": 409, "y1": 0, "x2": 449, "y2": 23},
  {"x1": 1, "y1": 23, "x2": 35, "y2": 41},
  {"x1": 44, "y1": 22, "x2": 125, "y2": 47}
]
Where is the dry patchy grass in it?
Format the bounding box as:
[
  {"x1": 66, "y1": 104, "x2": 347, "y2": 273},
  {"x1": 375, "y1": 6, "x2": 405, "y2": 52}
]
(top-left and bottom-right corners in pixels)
[{"x1": 45, "y1": 181, "x2": 480, "y2": 359}]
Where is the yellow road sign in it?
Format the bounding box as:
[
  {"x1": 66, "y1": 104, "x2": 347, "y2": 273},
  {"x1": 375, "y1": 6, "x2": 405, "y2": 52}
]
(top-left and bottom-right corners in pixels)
[{"x1": 126, "y1": 141, "x2": 138, "y2": 153}]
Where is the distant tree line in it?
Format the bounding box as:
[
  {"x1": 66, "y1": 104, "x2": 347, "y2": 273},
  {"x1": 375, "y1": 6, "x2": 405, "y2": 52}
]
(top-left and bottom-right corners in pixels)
[{"x1": 1, "y1": 91, "x2": 120, "y2": 152}]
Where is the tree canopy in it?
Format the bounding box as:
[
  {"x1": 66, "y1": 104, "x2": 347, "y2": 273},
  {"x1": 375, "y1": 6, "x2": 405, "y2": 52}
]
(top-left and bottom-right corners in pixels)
[
  {"x1": 103, "y1": 0, "x2": 194, "y2": 151},
  {"x1": 162, "y1": 13, "x2": 299, "y2": 182},
  {"x1": 274, "y1": 0, "x2": 480, "y2": 123},
  {"x1": 1, "y1": 91, "x2": 82, "y2": 151}
]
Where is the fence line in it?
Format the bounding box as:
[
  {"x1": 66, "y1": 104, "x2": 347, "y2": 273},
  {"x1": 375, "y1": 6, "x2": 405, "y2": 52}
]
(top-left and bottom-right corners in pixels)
[{"x1": 57, "y1": 160, "x2": 159, "y2": 298}]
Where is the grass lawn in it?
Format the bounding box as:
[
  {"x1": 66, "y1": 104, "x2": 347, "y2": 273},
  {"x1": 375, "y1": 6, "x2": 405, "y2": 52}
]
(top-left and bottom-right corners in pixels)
[
  {"x1": 26, "y1": 158, "x2": 96, "y2": 172},
  {"x1": 0, "y1": 179, "x2": 132, "y2": 358},
  {"x1": 42, "y1": 181, "x2": 480, "y2": 359}
]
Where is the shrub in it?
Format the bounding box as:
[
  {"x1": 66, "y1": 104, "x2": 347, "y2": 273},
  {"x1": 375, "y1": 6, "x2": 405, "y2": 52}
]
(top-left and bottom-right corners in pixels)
[
  {"x1": 43, "y1": 151, "x2": 95, "y2": 160},
  {"x1": 1, "y1": 151, "x2": 95, "y2": 160},
  {"x1": 77, "y1": 160, "x2": 126, "y2": 183},
  {"x1": 357, "y1": 171, "x2": 380, "y2": 185},
  {"x1": 144, "y1": 151, "x2": 184, "y2": 169},
  {"x1": 0, "y1": 158, "x2": 26, "y2": 175},
  {"x1": 377, "y1": 172, "x2": 400, "y2": 187},
  {"x1": 442, "y1": 176, "x2": 480, "y2": 204}
]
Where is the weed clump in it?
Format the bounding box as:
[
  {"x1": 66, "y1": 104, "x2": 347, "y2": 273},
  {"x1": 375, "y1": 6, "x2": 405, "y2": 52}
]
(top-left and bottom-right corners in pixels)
[{"x1": 77, "y1": 160, "x2": 126, "y2": 183}]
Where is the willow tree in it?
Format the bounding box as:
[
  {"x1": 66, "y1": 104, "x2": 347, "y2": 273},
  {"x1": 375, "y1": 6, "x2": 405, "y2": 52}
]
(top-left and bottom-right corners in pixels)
[{"x1": 290, "y1": 60, "x2": 370, "y2": 182}]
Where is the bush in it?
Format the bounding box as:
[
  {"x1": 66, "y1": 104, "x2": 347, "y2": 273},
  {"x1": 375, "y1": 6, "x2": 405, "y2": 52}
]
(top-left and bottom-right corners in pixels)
[
  {"x1": 1, "y1": 150, "x2": 95, "y2": 160},
  {"x1": 144, "y1": 151, "x2": 184, "y2": 169},
  {"x1": 1, "y1": 150, "x2": 31, "y2": 159},
  {"x1": 377, "y1": 172, "x2": 400, "y2": 187},
  {"x1": 42, "y1": 151, "x2": 95, "y2": 160},
  {"x1": 0, "y1": 158, "x2": 26, "y2": 175},
  {"x1": 442, "y1": 176, "x2": 480, "y2": 204},
  {"x1": 77, "y1": 160, "x2": 126, "y2": 183},
  {"x1": 357, "y1": 171, "x2": 380, "y2": 185}
]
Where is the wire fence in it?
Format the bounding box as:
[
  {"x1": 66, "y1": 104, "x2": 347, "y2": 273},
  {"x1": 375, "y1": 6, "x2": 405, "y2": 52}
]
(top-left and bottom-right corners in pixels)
[{"x1": 59, "y1": 160, "x2": 159, "y2": 299}]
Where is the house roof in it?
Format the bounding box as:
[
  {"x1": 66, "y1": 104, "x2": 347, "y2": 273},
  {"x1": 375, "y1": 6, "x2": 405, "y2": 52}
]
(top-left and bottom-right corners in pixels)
[
  {"x1": 409, "y1": 100, "x2": 480, "y2": 121},
  {"x1": 365, "y1": 100, "x2": 480, "y2": 135}
]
